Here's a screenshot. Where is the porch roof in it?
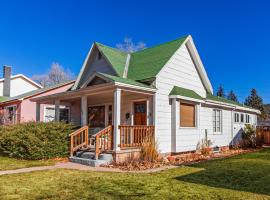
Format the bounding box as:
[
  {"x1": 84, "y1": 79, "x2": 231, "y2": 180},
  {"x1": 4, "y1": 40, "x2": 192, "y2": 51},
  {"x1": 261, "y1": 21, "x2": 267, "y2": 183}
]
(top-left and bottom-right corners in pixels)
[{"x1": 31, "y1": 80, "x2": 156, "y2": 104}]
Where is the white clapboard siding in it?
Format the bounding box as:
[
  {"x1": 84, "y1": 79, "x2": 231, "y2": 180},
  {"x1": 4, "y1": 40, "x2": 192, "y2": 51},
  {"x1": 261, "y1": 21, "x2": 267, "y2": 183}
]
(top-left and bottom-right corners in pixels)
[
  {"x1": 200, "y1": 106, "x2": 233, "y2": 147},
  {"x1": 155, "y1": 44, "x2": 207, "y2": 153}
]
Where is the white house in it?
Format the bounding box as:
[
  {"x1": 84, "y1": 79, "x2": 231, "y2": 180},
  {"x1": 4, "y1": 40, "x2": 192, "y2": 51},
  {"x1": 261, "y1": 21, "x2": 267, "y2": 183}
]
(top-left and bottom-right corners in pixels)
[
  {"x1": 32, "y1": 35, "x2": 260, "y2": 165},
  {"x1": 0, "y1": 66, "x2": 42, "y2": 99}
]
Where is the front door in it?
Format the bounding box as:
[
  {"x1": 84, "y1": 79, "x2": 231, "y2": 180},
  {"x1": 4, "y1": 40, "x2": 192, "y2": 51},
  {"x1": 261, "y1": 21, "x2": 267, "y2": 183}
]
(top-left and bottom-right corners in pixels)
[{"x1": 134, "y1": 101, "x2": 147, "y2": 125}]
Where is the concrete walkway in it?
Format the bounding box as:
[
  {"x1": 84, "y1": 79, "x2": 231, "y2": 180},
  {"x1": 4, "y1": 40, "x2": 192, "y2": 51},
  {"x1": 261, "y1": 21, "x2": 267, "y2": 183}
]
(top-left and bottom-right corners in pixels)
[{"x1": 0, "y1": 162, "x2": 176, "y2": 175}]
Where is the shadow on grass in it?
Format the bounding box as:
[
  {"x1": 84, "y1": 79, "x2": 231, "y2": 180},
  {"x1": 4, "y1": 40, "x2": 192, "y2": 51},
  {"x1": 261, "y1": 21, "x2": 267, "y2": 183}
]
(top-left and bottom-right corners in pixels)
[{"x1": 175, "y1": 148, "x2": 270, "y2": 196}]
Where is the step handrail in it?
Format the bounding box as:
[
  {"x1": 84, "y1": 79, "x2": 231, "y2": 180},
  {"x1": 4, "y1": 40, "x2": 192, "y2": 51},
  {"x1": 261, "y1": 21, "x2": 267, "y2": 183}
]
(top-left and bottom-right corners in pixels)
[
  {"x1": 93, "y1": 125, "x2": 113, "y2": 159},
  {"x1": 70, "y1": 125, "x2": 89, "y2": 156}
]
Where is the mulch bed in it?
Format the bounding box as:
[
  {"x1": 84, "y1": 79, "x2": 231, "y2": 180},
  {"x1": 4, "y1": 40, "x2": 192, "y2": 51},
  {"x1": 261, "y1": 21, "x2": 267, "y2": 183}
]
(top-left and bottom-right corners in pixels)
[{"x1": 102, "y1": 148, "x2": 259, "y2": 171}]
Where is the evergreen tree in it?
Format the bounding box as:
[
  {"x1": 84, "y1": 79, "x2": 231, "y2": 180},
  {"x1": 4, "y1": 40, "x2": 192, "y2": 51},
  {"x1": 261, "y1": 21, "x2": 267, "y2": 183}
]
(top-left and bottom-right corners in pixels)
[
  {"x1": 244, "y1": 88, "x2": 267, "y2": 119},
  {"x1": 216, "y1": 85, "x2": 225, "y2": 97},
  {"x1": 227, "y1": 90, "x2": 238, "y2": 102}
]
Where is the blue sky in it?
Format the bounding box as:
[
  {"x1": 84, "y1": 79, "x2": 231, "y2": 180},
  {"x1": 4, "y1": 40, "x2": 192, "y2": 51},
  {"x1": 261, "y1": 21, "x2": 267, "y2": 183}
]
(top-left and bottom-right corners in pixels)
[{"x1": 0, "y1": 0, "x2": 269, "y2": 102}]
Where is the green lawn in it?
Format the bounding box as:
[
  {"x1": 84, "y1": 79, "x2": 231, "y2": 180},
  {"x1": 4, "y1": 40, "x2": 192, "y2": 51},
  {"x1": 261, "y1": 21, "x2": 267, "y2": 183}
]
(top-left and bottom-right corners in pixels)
[
  {"x1": 0, "y1": 156, "x2": 56, "y2": 171},
  {"x1": 0, "y1": 149, "x2": 270, "y2": 200}
]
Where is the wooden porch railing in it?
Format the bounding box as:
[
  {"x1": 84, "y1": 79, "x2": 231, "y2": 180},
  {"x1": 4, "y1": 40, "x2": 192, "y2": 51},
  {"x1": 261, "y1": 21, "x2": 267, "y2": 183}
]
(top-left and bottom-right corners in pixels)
[
  {"x1": 256, "y1": 126, "x2": 270, "y2": 145},
  {"x1": 69, "y1": 125, "x2": 89, "y2": 156},
  {"x1": 93, "y1": 125, "x2": 114, "y2": 159},
  {"x1": 119, "y1": 125, "x2": 155, "y2": 148}
]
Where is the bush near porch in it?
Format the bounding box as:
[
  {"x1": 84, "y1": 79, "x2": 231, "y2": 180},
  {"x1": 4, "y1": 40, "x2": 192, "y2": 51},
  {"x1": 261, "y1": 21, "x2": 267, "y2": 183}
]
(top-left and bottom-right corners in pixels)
[{"x1": 0, "y1": 122, "x2": 74, "y2": 160}]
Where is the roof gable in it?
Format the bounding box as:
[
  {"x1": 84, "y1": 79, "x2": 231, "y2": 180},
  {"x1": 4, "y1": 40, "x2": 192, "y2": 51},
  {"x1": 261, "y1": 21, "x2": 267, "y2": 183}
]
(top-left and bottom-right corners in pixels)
[
  {"x1": 73, "y1": 35, "x2": 213, "y2": 94},
  {"x1": 95, "y1": 42, "x2": 128, "y2": 77}
]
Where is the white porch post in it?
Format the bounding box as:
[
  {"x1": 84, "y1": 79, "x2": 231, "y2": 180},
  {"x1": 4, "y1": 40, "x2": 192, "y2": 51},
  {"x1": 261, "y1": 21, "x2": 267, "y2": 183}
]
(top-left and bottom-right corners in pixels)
[
  {"x1": 113, "y1": 88, "x2": 121, "y2": 151},
  {"x1": 171, "y1": 98, "x2": 179, "y2": 153},
  {"x1": 81, "y1": 95, "x2": 88, "y2": 126},
  {"x1": 55, "y1": 99, "x2": 60, "y2": 122}
]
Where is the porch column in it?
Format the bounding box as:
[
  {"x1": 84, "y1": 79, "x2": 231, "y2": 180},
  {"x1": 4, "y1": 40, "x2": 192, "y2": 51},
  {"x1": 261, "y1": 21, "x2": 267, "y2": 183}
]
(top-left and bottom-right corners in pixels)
[
  {"x1": 81, "y1": 95, "x2": 88, "y2": 126},
  {"x1": 113, "y1": 88, "x2": 121, "y2": 151},
  {"x1": 171, "y1": 98, "x2": 179, "y2": 153},
  {"x1": 55, "y1": 99, "x2": 60, "y2": 122},
  {"x1": 36, "y1": 103, "x2": 40, "y2": 122}
]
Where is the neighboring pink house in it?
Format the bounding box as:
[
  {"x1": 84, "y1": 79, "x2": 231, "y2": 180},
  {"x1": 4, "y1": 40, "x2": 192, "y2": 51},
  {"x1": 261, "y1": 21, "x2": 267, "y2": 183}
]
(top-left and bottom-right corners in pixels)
[{"x1": 0, "y1": 79, "x2": 74, "y2": 124}]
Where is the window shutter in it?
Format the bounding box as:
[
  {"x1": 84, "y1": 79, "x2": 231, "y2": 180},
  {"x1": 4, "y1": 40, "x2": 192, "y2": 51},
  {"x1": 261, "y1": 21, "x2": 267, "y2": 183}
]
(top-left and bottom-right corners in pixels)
[{"x1": 180, "y1": 103, "x2": 195, "y2": 127}]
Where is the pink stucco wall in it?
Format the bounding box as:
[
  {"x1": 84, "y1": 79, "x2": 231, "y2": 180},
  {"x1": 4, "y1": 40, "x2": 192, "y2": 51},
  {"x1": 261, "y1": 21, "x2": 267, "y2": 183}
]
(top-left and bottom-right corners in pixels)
[{"x1": 19, "y1": 82, "x2": 74, "y2": 122}]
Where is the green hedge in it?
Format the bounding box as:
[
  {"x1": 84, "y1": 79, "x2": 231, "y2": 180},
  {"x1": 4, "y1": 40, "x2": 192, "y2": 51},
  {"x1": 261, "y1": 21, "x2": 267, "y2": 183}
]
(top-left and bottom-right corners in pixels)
[{"x1": 0, "y1": 122, "x2": 74, "y2": 160}]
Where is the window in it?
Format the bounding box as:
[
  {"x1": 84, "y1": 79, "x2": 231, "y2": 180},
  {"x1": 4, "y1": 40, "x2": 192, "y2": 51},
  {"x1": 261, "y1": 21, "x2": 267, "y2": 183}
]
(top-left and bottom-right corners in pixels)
[
  {"x1": 5, "y1": 105, "x2": 17, "y2": 124},
  {"x1": 213, "y1": 109, "x2": 222, "y2": 133},
  {"x1": 180, "y1": 103, "x2": 196, "y2": 127},
  {"x1": 44, "y1": 106, "x2": 70, "y2": 123},
  {"x1": 245, "y1": 114, "x2": 250, "y2": 124},
  {"x1": 59, "y1": 108, "x2": 70, "y2": 123},
  {"x1": 44, "y1": 107, "x2": 55, "y2": 122},
  {"x1": 234, "y1": 112, "x2": 239, "y2": 123},
  {"x1": 240, "y1": 113, "x2": 244, "y2": 123}
]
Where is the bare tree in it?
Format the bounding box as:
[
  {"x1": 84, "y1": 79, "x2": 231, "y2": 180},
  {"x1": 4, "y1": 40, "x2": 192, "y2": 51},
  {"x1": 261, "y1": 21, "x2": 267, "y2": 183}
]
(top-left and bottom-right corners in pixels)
[
  {"x1": 32, "y1": 62, "x2": 74, "y2": 87},
  {"x1": 116, "y1": 37, "x2": 146, "y2": 53}
]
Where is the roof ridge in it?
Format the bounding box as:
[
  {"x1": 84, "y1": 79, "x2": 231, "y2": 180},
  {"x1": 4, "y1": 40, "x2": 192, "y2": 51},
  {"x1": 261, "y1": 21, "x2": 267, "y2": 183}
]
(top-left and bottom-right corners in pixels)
[
  {"x1": 131, "y1": 35, "x2": 189, "y2": 55},
  {"x1": 95, "y1": 42, "x2": 127, "y2": 55}
]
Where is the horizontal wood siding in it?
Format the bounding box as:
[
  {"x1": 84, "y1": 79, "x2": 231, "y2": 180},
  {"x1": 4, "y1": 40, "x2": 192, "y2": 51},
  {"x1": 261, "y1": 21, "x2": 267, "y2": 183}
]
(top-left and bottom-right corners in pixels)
[{"x1": 155, "y1": 44, "x2": 207, "y2": 153}]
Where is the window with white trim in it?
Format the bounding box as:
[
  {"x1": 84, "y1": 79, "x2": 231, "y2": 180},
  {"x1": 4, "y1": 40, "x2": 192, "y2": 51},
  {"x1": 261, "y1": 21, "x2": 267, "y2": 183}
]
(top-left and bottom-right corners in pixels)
[
  {"x1": 245, "y1": 114, "x2": 250, "y2": 124},
  {"x1": 240, "y1": 113, "x2": 244, "y2": 123},
  {"x1": 5, "y1": 105, "x2": 17, "y2": 124},
  {"x1": 213, "y1": 109, "x2": 222, "y2": 133},
  {"x1": 44, "y1": 106, "x2": 70, "y2": 123},
  {"x1": 234, "y1": 112, "x2": 239, "y2": 123}
]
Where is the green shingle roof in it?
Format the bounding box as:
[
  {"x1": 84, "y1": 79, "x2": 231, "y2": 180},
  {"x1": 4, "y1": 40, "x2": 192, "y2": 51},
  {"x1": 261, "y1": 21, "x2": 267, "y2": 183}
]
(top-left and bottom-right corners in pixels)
[
  {"x1": 97, "y1": 73, "x2": 155, "y2": 89},
  {"x1": 95, "y1": 36, "x2": 188, "y2": 81},
  {"x1": 127, "y1": 36, "x2": 188, "y2": 80},
  {"x1": 169, "y1": 87, "x2": 255, "y2": 110},
  {"x1": 169, "y1": 86, "x2": 203, "y2": 100},
  {"x1": 96, "y1": 42, "x2": 128, "y2": 77},
  {"x1": 206, "y1": 93, "x2": 252, "y2": 109}
]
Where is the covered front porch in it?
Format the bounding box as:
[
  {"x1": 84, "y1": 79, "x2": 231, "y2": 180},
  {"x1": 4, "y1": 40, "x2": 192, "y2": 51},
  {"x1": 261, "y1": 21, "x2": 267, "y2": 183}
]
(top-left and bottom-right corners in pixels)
[{"x1": 32, "y1": 81, "x2": 156, "y2": 162}]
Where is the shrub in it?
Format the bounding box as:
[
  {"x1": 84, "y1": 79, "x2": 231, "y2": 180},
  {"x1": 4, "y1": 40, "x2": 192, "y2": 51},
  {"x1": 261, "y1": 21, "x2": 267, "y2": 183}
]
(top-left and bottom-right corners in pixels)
[
  {"x1": 140, "y1": 136, "x2": 159, "y2": 162},
  {"x1": 241, "y1": 124, "x2": 256, "y2": 148},
  {"x1": 0, "y1": 122, "x2": 74, "y2": 160}
]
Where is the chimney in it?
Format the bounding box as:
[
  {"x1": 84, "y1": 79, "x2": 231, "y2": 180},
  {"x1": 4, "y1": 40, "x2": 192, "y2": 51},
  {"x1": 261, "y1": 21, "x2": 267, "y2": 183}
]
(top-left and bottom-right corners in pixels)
[{"x1": 3, "y1": 66, "x2": 11, "y2": 97}]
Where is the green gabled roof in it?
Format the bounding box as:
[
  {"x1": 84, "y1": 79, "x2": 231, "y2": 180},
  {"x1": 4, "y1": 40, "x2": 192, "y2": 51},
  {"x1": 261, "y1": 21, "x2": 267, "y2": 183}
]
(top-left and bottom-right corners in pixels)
[
  {"x1": 97, "y1": 73, "x2": 155, "y2": 90},
  {"x1": 95, "y1": 42, "x2": 128, "y2": 77},
  {"x1": 127, "y1": 36, "x2": 188, "y2": 80},
  {"x1": 169, "y1": 86, "x2": 203, "y2": 100}
]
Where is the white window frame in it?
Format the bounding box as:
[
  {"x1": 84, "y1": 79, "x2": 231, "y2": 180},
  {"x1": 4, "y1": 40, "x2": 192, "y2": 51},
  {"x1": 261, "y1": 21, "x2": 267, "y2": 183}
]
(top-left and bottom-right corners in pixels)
[
  {"x1": 245, "y1": 114, "x2": 250, "y2": 124},
  {"x1": 4, "y1": 105, "x2": 17, "y2": 124},
  {"x1": 213, "y1": 109, "x2": 222, "y2": 134},
  {"x1": 43, "y1": 105, "x2": 70, "y2": 123},
  {"x1": 234, "y1": 112, "x2": 239, "y2": 123},
  {"x1": 240, "y1": 113, "x2": 245, "y2": 123}
]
